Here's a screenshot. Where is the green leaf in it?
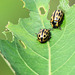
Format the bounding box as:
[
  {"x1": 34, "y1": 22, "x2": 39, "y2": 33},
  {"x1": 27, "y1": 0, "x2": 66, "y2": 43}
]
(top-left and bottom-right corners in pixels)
[
  {"x1": 0, "y1": 0, "x2": 75, "y2": 75},
  {"x1": 58, "y1": 0, "x2": 70, "y2": 10}
]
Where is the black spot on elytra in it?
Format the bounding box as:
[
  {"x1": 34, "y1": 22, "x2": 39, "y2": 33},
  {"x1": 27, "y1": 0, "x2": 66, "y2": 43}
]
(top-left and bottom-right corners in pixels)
[
  {"x1": 40, "y1": 31, "x2": 51, "y2": 43},
  {"x1": 59, "y1": 13, "x2": 60, "y2": 16},
  {"x1": 60, "y1": 15, "x2": 62, "y2": 17},
  {"x1": 58, "y1": 13, "x2": 64, "y2": 27},
  {"x1": 53, "y1": 10, "x2": 56, "y2": 18},
  {"x1": 39, "y1": 35, "x2": 40, "y2": 37},
  {"x1": 44, "y1": 35, "x2": 46, "y2": 37},
  {"x1": 58, "y1": 10, "x2": 60, "y2": 12},
  {"x1": 52, "y1": 21, "x2": 58, "y2": 28}
]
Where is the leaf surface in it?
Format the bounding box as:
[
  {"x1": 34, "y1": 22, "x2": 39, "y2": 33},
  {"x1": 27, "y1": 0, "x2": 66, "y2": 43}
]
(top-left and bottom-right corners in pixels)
[{"x1": 0, "y1": 0, "x2": 75, "y2": 75}]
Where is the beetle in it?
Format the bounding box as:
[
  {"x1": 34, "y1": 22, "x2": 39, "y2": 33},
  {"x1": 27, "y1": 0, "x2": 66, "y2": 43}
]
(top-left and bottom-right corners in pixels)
[
  {"x1": 37, "y1": 29, "x2": 51, "y2": 43},
  {"x1": 50, "y1": 10, "x2": 64, "y2": 28}
]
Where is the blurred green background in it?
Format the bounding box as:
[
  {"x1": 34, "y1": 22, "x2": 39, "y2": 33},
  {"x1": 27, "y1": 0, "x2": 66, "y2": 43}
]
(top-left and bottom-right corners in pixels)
[
  {"x1": 0, "y1": 54, "x2": 14, "y2": 75},
  {"x1": 0, "y1": 0, "x2": 75, "y2": 75},
  {"x1": 0, "y1": 0, "x2": 29, "y2": 41},
  {"x1": 0, "y1": 0, "x2": 29, "y2": 75}
]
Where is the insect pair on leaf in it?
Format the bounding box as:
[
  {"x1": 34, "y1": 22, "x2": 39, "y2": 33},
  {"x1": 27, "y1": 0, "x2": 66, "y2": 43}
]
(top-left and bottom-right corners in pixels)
[{"x1": 37, "y1": 10, "x2": 64, "y2": 43}]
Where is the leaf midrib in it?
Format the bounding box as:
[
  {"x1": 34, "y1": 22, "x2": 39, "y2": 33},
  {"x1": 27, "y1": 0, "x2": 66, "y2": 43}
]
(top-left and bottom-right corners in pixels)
[
  {"x1": 33, "y1": 0, "x2": 51, "y2": 75},
  {"x1": 21, "y1": 16, "x2": 51, "y2": 75},
  {"x1": 20, "y1": 21, "x2": 49, "y2": 61}
]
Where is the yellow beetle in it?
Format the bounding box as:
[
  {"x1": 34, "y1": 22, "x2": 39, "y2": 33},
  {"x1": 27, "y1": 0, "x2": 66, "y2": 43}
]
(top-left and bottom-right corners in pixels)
[
  {"x1": 37, "y1": 29, "x2": 51, "y2": 43},
  {"x1": 50, "y1": 10, "x2": 64, "y2": 28}
]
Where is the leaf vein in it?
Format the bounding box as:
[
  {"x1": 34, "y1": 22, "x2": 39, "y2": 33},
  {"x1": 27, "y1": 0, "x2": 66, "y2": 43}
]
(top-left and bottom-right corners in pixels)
[
  {"x1": 16, "y1": 44, "x2": 39, "y2": 75},
  {"x1": 33, "y1": 1, "x2": 52, "y2": 74},
  {"x1": 21, "y1": 21, "x2": 48, "y2": 61},
  {"x1": 52, "y1": 52, "x2": 75, "y2": 74},
  {"x1": 27, "y1": 45, "x2": 48, "y2": 61}
]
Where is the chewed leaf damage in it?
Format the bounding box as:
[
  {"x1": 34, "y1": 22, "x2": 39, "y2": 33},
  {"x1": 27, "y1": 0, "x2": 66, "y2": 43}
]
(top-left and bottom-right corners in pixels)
[{"x1": 39, "y1": 7, "x2": 46, "y2": 15}]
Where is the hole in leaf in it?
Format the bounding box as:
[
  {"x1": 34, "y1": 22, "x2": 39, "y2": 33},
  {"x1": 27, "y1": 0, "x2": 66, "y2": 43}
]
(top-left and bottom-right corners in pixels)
[
  {"x1": 5, "y1": 31, "x2": 13, "y2": 42},
  {"x1": 39, "y1": 7, "x2": 45, "y2": 15},
  {"x1": 3, "y1": 29, "x2": 13, "y2": 42},
  {"x1": 47, "y1": 0, "x2": 59, "y2": 20},
  {"x1": 0, "y1": 0, "x2": 30, "y2": 40},
  {"x1": 69, "y1": 0, "x2": 75, "y2": 6},
  {"x1": 39, "y1": 35, "x2": 40, "y2": 37}
]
